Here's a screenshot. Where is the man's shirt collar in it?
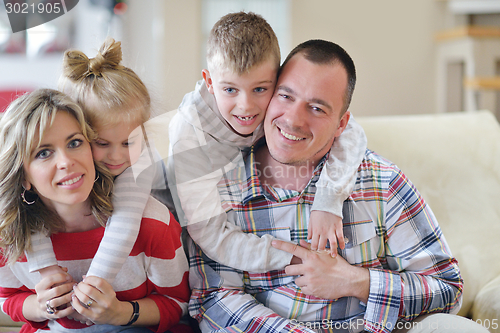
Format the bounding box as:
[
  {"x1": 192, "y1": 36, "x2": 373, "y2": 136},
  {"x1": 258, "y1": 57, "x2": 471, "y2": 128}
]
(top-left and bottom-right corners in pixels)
[{"x1": 240, "y1": 140, "x2": 327, "y2": 205}]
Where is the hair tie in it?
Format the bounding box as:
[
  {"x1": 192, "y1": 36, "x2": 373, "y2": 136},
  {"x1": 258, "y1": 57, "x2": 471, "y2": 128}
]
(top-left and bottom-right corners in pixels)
[{"x1": 87, "y1": 57, "x2": 103, "y2": 78}]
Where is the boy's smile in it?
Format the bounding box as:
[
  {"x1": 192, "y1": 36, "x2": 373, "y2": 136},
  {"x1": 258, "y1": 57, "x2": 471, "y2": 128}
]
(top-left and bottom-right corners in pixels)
[{"x1": 203, "y1": 58, "x2": 278, "y2": 136}]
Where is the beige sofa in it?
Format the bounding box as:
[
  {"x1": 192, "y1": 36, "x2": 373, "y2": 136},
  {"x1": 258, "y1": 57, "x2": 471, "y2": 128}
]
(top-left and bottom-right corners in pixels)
[
  {"x1": 1, "y1": 111, "x2": 499, "y2": 331},
  {"x1": 357, "y1": 111, "x2": 500, "y2": 332},
  {"x1": 0, "y1": 312, "x2": 20, "y2": 332}
]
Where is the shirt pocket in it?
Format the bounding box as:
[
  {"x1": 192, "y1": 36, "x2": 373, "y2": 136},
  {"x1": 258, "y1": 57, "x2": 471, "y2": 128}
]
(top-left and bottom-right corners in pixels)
[
  {"x1": 342, "y1": 219, "x2": 376, "y2": 249},
  {"x1": 341, "y1": 219, "x2": 379, "y2": 265}
]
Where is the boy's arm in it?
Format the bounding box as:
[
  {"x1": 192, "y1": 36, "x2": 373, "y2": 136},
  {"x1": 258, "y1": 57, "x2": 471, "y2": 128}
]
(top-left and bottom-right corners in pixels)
[
  {"x1": 311, "y1": 116, "x2": 367, "y2": 217},
  {"x1": 86, "y1": 149, "x2": 154, "y2": 283},
  {"x1": 168, "y1": 116, "x2": 292, "y2": 273},
  {"x1": 308, "y1": 116, "x2": 367, "y2": 253}
]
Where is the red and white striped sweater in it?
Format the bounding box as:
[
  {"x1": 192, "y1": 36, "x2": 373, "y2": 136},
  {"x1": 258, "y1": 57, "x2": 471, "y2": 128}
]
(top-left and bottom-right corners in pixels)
[{"x1": 0, "y1": 197, "x2": 190, "y2": 333}]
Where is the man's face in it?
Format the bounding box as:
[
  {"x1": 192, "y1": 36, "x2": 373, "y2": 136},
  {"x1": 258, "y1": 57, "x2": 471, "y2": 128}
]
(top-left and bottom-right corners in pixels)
[{"x1": 264, "y1": 54, "x2": 351, "y2": 166}]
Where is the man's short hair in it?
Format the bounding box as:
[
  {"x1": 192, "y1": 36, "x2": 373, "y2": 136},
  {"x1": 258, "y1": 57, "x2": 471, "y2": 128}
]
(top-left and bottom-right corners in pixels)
[
  {"x1": 206, "y1": 11, "x2": 281, "y2": 74},
  {"x1": 280, "y1": 39, "x2": 356, "y2": 114}
]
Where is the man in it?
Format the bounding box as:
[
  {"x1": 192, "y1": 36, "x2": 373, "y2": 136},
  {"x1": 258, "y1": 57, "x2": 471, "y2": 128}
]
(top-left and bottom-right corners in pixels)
[{"x1": 187, "y1": 40, "x2": 485, "y2": 333}]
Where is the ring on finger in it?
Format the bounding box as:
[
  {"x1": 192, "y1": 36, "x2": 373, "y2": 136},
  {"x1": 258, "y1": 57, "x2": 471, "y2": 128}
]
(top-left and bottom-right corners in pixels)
[
  {"x1": 46, "y1": 300, "x2": 56, "y2": 315},
  {"x1": 85, "y1": 299, "x2": 93, "y2": 308}
]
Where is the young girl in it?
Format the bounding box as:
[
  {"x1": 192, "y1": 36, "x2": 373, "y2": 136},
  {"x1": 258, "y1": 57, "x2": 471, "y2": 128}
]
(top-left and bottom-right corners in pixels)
[{"x1": 26, "y1": 39, "x2": 163, "y2": 292}]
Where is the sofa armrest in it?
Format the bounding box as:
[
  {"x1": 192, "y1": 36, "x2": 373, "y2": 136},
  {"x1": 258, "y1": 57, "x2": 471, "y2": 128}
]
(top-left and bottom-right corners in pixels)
[
  {"x1": 472, "y1": 275, "x2": 500, "y2": 333},
  {"x1": 0, "y1": 311, "x2": 22, "y2": 332}
]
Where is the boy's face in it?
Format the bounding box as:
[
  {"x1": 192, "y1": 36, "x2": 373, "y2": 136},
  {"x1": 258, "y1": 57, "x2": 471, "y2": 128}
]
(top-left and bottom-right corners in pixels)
[
  {"x1": 203, "y1": 58, "x2": 278, "y2": 136},
  {"x1": 91, "y1": 121, "x2": 143, "y2": 176}
]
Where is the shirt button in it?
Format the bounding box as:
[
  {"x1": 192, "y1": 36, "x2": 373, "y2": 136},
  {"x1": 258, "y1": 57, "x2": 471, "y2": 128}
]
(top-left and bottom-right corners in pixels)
[{"x1": 298, "y1": 197, "x2": 305, "y2": 204}]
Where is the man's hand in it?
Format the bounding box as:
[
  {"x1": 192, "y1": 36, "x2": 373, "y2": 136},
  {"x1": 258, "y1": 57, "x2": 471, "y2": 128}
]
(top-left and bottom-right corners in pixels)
[{"x1": 272, "y1": 239, "x2": 370, "y2": 303}]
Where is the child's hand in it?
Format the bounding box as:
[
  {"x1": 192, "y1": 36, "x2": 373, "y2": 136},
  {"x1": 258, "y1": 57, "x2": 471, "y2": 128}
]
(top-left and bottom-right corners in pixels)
[
  {"x1": 308, "y1": 211, "x2": 345, "y2": 257},
  {"x1": 38, "y1": 265, "x2": 67, "y2": 279},
  {"x1": 68, "y1": 312, "x2": 93, "y2": 326}
]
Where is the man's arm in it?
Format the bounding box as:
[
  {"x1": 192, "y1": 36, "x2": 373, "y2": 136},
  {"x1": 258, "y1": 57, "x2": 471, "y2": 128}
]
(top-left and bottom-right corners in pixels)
[
  {"x1": 382, "y1": 165, "x2": 463, "y2": 318},
  {"x1": 273, "y1": 158, "x2": 462, "y2": 333},
  {"x1": 187, "y1": 237, "x2": 316, "y2": 333}
]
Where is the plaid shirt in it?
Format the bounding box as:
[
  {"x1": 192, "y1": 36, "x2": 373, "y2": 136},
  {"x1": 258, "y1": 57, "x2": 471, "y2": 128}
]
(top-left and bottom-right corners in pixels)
[{"x1": 187, "y1": 145, "x2": 463, "y2": 333}]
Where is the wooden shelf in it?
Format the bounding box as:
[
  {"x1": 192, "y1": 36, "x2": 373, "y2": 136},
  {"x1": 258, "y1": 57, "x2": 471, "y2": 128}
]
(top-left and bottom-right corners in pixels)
[
  {"x1": 464, "y1": 77, "x2": 500, "y2": 90},
  {"x1": 435, "y1": 25, "x2": 500, "y2": 41}
]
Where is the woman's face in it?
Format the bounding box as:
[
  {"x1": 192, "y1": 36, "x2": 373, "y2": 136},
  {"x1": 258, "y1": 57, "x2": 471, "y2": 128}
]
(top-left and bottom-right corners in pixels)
[{"x1": 23, "y1": 111, "x2": 96, "y2": 212}]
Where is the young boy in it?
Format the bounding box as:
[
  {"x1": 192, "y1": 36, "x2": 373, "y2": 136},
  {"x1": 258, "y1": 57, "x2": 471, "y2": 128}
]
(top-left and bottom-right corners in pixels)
[{"x1": 167, "y1": 12, "x2": 367, "y2": 272}]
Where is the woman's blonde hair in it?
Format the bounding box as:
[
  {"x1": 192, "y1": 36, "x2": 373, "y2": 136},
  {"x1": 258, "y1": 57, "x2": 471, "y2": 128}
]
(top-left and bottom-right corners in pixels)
[
  {"x1": 0, "y1": 89, "x2": 114, "y2": 264},
  {"x1": 58, "y1": 38, "x2": 151, "y2": 129}
]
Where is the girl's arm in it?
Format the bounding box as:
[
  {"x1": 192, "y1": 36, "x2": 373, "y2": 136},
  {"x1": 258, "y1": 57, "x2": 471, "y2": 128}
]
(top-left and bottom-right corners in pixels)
[
  {"x1": 25, "y1": 232, "x2": 60, "y2": 276},
  {"x1": 86, "y1": 148, "x2": 154, "y2": 283}
]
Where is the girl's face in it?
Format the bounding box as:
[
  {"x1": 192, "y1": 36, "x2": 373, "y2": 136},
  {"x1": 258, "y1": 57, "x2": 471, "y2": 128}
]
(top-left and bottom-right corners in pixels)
[
  {"x1": 91, "y1": 122, "x2": 143, "y2": 176},
  {"x1": 23, "y1": 111, "x2": 95, "y2": 212}
]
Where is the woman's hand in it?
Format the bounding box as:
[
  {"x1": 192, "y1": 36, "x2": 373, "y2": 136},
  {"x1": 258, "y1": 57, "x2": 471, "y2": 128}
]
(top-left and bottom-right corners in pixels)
[
  {"x1": 71, "y1": 276, "x2": 132, "y2": 326},
  {"x1": 27, "y1": 271, "x2": 75, "y2": 322}
]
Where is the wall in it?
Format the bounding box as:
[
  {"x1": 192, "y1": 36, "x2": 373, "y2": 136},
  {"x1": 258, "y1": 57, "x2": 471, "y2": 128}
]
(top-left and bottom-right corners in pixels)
[
  {"x1": 121, "y1": 0, "x2": 443, "y2": 117},
  {"x1": 122, "y1": 0, "x2": 201, "y2": 115},
  {"x1": 290, "y1": 0, "x2": 441, "y2": 117}
]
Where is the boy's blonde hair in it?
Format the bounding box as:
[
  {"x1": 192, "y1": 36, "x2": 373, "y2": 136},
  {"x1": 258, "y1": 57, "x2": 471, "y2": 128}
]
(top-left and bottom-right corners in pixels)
[
  {"x1": 58, "y1": 38, "x2": 150, "y2": 129},
  {"x1": 207, "y1": 11, "x2": 280, "y2": 75},
  {"x1": 0, "y1": 89, "x2": 114, "y2": 264}
]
